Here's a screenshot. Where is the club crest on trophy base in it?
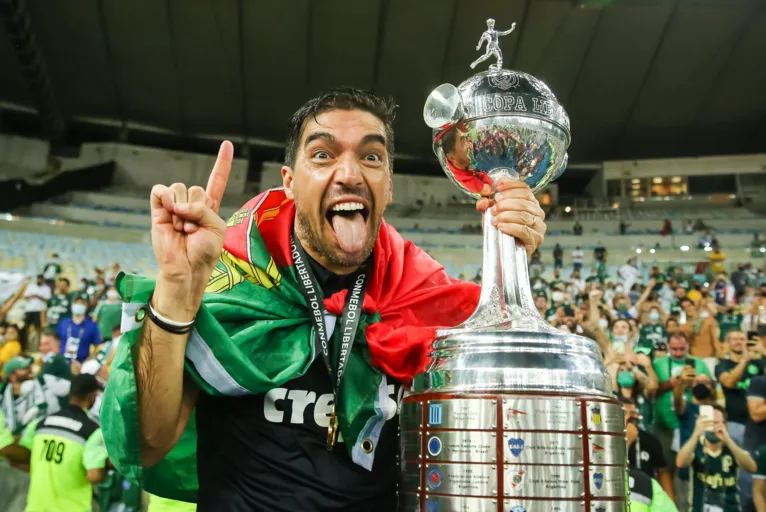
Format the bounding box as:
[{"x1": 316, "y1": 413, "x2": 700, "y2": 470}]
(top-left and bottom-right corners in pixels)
[{"x1": 399, "y1": 19, "x2": 628, "y2": 512}]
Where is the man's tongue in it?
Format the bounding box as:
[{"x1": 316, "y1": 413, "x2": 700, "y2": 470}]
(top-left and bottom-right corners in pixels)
[{"x1": 331, "y1": 212, "x2": 367, "y2": 253}]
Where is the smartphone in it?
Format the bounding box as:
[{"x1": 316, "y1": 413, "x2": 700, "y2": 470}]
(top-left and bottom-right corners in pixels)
[
  {"x1": 685, "y1": 358, "x2": 695, "y2": 368},
  {"x1": 612, "y1": 341, "x2": 625, "y2": 354},
  {"x1": 699, "y1": 405, "x2": 714, "y2": 432}
]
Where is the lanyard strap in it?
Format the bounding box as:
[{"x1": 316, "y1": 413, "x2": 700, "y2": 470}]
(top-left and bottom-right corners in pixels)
[{"x1": 291, "y1": 236, "x2": 369, "y2": 392}]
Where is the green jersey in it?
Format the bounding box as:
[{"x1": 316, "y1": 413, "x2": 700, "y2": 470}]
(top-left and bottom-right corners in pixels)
[
  {"x1": 97, "y1": 470, "x2": 143, "y2": 512},
  {"x1": 20, "y1": 405, "x2": 108, "y2": 512},
  {"x1": 629, "y1": 468, "x2": 678, "y2": 512},
  {"x1": 669, "y1": 300, "x2": 684, "y2": 316},
  {"x1": 93, "y1": 302, "x2": 122, "y2": 340},
  {"x1": 716, "y1": 312, "x2": 744, "y2": 343},
  {"x1": 637, "y1": 324, "x2": 667, "y2": 355},
  {"x1": 690, "y1": 440, "x2": 740, "y2": 511},
  {"x1": 653, "y1": 356, "x2": 711, "y2": 429},
  {"x1": 46, "y1": 293, "x2": 72, "y2": 329}
]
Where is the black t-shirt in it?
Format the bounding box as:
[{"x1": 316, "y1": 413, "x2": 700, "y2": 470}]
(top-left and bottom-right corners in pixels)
[
  {"x1": 716, "y1": 358, "x2": 766, "y2": 424},
  {"x1": 745, "y1": 376, "x2": 766, "y2": 452},
  {"x1": 628, "y1": 429, "x2": 667, "y2": 478},
  {"x1": 195, "y1": 252, "x2": 402, "y2": 512}
]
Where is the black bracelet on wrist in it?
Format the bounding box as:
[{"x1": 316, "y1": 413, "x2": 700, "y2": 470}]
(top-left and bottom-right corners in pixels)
[{"x1": 143, "y1": 298, "x2": 195, "y2": 335}]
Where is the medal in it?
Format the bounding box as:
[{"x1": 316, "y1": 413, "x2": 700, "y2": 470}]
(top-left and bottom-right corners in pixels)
[{"x1": 327, "y1": 404, "x2": 338, "y2": 449}]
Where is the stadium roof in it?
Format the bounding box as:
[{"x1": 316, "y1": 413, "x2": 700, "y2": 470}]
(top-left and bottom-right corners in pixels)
[{"x1": 1, "y1": 0, "x2": 765, "y2": 173}]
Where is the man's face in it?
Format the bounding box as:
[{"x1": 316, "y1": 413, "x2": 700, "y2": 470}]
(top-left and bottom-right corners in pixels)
[
  {"x1": 282, "y1": 109, "x2": 392, "y2": 271},
  {"x1": 36, "y1": 276, "x2": 44, "y2": 286},
  {"x1": 535, "y1": 296, "x2": 547, "y2": 310},
  {"x1": 12, "y1": 367, "x2": 32, "y2": 384},
  {"x1": 675, "y1": 287, "x2": 686, "y2": 299},
  {"x1": 56, "y1": 279, "x2": 69, "y2": 294},
  {"x1": 669, "y1": 337, "x2": 688, "y2": 360},
  {"x1": 728, "y1": 331, "x2": 747, "y2": 354},
  {"x1": 666, "y1": 320, "x2": 679, "y2": 334},
  {"x1": 447, "y1": 130, "x2": 471, "y2": 170},
  {"x1": 39, "y1": 335, "x2": 59, "y2": 355}
]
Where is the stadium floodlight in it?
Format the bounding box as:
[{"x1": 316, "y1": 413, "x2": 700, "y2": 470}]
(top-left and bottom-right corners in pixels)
[
  {"x1": 565, "y1": 206, "x2": 572, "y2": 213},
  {"x1": 650, "y1": 248, "x2": 656, "y2": 254},
  {"x1": 680, "y1": 245, "x2": 690, "y2": 251},
  {"x1": 761, "y1": 247, "x2": 766, "y2": 253},
  {"x1": 636, "y1": 248, "x2": 642, "y2": 254},
  {"x1": 704, "y1": 246, "x2": 712, "y2": 252}
]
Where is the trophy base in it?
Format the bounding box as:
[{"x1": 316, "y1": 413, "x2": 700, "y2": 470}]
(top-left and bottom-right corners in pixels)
[{"x1": 399, "y1": 391, "x2": 628, "y2": 512}]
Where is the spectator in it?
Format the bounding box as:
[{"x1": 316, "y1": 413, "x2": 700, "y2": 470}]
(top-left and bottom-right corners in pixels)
[
  {"x1": 620, "y1": 219, "x2": 629, "y2": 235},
  {"x1": 676, "y1": 405, "x2": 756, "y2": 511},
  {"x1": 41, "y1": 277, "x2": 72, "y2": 331},
  {"x1": 571, "y1": 245, "x2": 584, "y2": 271},
  {"x1": 637, "y1": 303, "x2": 667, "y2": 356},
  {"x1": 680, "y1": 298, "x2": 723, "y2": 370},
  {"x1": 41, "y1": 253, "x2": 62, "y2": 290},
  {"x1": 573, "y1": 220, "x2": 583, "y2": 235},
  {"x1": 56, "y1": 297, "x2": 102, "y2": 363},
  {"x1": 710, "y1": 242, "x2": 727, "y2": 276},
  {"x1": 93, "y1": 286, "x2": 122, "y2": 343},
  {"x1": 717, "y1": 304, "x2": 745, "y2": 345},
  {"x1": 10, "y1": 374, "x2": 109, "y2": 511},
  {"x1": 553, "y1": 243, "x2": 563, "y2": 269},
  {"x1": 22, "y1": 274, "x2": 51, "y2": 350},
  {"x1": 0, "y1": 325, "x2": 23, "y2": 370},
  {"x1": 0, "y1": 356, "x2": 40, "y2": 435},
  {"x1": 625, "y1": 399, "x2": 675, "y2": 500},
  {"x1": 628, "y1": 467, "x2": 678, "y2": 511},
  {"x1": 713, "y1": 272, "x2": 737, "y2": 307},
  {"x1": 660, "y1": 219, "x2": 672, "y2": 237},
  {"x1": 732, "y1": 263, "x2": 751, "y2": 302},
  {"x1": 594, "y1": 241, "x2": 606, "y2": 263},
  {"x1": 618, "y1": 257, "x2": 641, "y2": 297},
  {"x1": 653, "y1": 333, "x2": 711, "y2": 480}
]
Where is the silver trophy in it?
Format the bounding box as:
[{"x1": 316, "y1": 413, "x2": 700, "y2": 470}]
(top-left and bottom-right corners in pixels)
[{"x1": 399, "y1": 20, "x2": 627, "y2": 512}]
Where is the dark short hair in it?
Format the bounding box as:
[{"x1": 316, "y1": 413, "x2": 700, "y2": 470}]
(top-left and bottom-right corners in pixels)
[
  {"x1": 669, "y1": 331, "x2": 688, "y2": 343},
  {"x1": 41, "y1": 329, "x2": 60, "y2": 340},
  {"x1": 284, "y1": 87, "x2": 397, "y2": 169},
  {"x1": 441, "y1": 126, "x2": 460, "y2": 154},
  {"x1": 58, "y1": 277, "x2": 70, "y2": 286}
]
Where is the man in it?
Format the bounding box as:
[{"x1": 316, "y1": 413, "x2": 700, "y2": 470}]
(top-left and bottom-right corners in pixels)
[
  {"x1": 677, "y1": 405, "x2": 756, "y2": 511},
  {"x1": 732, "y1": 263, "x2": 750, "y2": 301},
  {"x1": 625, "y1": 400, "x2": 674, "y2": 500},
  {"x1": 440, "y1": 126, "x2": 492, "y2": 194},
  {"x1": 753, "y1": 442, "x2": 766, "y2": 511},
  {"x1": 0, "y1": 408, "x2": 31, "y2": 512},
  {"x1": 571, "y1": 245, "x2": 584, "y2": 271},
  {"x1": 717, "y1": 330, "x2": 765, "y2": 446},
  {"x1": 681, "y1": 298, "x2": 723, "y2": 370},
  {"x1": 628, "y1": 467, "x2": 678, "y2": 512},
  {"x1": 469, "y1": 18, "x2": 516, "y2": 69},
  {"x1": 653, "y1": 333, "x2": 711, "y2": 479},
  {"x1": 37, "y1": 330, "x2": 72, "y2": 413},
  {"x1": 618, "y1": 257, "x2": 641, "y2": 295},
  {"x1": 1, "y1": 356, "x2": 43, "y2": 436},
  {"x1": 12, "y1": 374, "x2": 108, "y2": 511},
  {"x1": 93, "y1": 286, "x2": 122, "y2": 342},
  {"x1": 57, "y1": 297, "x2": 101, "y2": 363},
  {"x1": 101, "y1": 88, "x2": 547, "y2": 510},
  {"x1": 42, "y1": 277, "x2": 72, "y2": 331},
  {"x1": 718, "y1": 303, "x2": 745, "y2": 344},
  {"x1": 674, "y1": 369, "x2": 719, "y2": 510},
  {"x1": 553, "y1": 243, "x2": 563, "y2": 269},
  {"x1": 709, "y1": 242, "x2": 727, "y2": 276},
  {"x1": 41, "y1": 254, "x2": 62, "y2": 290},
  {"x1": 22, "y1": 275, "x2": 51, "y2": 345},
  {"x1": 746, "y1": 375, "x2": 766, "y2": 510},
  {"x1": 636, "y1": 304, "x2": 667, "y2": 356},
  {"x1": 594, "y1": 241, "x2": 606, "y2": 263}
]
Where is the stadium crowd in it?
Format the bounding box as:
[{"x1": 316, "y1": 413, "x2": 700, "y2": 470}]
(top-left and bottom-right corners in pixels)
[{"x1": 0, "y1": 245, "x2": 765, "y2": 511}]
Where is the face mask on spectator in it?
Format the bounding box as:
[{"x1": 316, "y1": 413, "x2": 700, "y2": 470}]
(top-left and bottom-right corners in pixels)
[
  {"x1": 704, "y1": 432, "x2": 721, "y2": 444},
  {"x1": 692, "y1": 383, "x2": 712, "y2": 400},
  {"x1": 617, "y1": 371, "x2": 634, "y2": 388},
  {"x1": 612, "y1": 334, "x2": 629, "y2": 344},
  {"x1": 649, "y1": 311, "x2": 661, "y2": 322},
  {"x1": 616, "y1": 304, "x2": 628, "y2": 314},
  {"x1": 615, "y1": 286, "x2": 624, "y2": 293},
  {"x1": 72, "y1": 304, "x2": 87, "y2": 316},
  {"x1": 552, "y1": 291, "x2": 564, "y2": 303},
  {"x1": 599, "y1": 318, "x2": 609, "y2": 330},
  {"x1": 107, "y1": 289, "x2": 120, "y2": 300}
]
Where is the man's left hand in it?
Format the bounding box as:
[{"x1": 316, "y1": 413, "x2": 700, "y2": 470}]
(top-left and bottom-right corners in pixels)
[{"x1": 476, "y1": 179, "x2": 546, "y2": 255}]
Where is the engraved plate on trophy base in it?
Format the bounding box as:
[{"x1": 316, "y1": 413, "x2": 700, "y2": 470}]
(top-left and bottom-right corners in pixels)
[
  {"x1": 503, "y1": 396, "x2": 582, "y2": 431},
  {"x1": 504, "y1": 464, "x2": 585, "y2": 498},
  {"x1": 589, "y1": 466, "x2": 626, "y2": 498},
  {"x1": 426, "y1": 399, "x2": 497, "y2": 430},
  {"x1": 401, "y1": 401, "x2": 423, "y2": 431},
  {"x1": 589, "y1": 434, "x2": 627, "y2": 466},
  {"x1": 401, "y1": 460, "x2": 422, "y2": 492},
  {"x1": 424, "y1": 495, "x2": 498, "y2": 512},
  {"x1": 585, "y1": 401, "x2": 625, "y2": 433},
  {"x1": 425, "y1": 431, "x2": 496, "y2": 462},
  {"x1": 401, "y1": 431, "x2": 422, "y2": 461},
  {"x1": 400, "y1": 493, "x2": 420, "y2": 512},
  {"x1": 503, "y1": 432, "x2": 584, "y2": 464},
  {"x1": 424, "y1": 463, "x2": 498, "y2": 496},
  {"x1": 590, "y1": 501, "x2": 627, "y2": 512},
  {"x1": 503, "y1": 499, "x2": 584, "y2": 512}
]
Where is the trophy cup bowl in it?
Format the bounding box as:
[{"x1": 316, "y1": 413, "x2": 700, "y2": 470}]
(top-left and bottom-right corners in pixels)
[{"x1": 399, "y1": 27, "x2": 627, "y2": 512}]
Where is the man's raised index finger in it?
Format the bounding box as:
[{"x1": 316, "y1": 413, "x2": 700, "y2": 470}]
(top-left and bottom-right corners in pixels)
[{"x1": 206, "y1": 141, "x2": 234, "y2": 212}]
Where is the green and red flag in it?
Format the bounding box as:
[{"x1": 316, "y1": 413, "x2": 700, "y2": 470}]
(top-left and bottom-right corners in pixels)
[{"x1": 101, "y1": 188, "x2": 480, "y2": 501}]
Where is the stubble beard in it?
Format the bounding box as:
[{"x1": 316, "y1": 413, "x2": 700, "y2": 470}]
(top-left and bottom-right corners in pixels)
[{"x1": 294, "y1": 207, "x2": 383, "y2": 270}]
